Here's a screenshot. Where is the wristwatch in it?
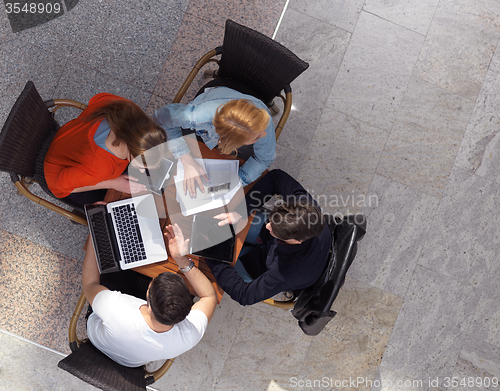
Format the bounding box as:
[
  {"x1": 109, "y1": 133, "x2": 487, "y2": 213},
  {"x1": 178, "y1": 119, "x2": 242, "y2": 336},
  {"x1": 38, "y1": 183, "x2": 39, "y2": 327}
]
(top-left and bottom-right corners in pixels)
[{"x1": 179, "y1": 259, "x2": 195, "y2": 273}]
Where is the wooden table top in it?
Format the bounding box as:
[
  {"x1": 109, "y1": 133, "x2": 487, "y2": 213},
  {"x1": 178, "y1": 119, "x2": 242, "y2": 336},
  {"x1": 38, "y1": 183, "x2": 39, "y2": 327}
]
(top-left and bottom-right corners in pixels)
[{"x1": 105, "y1": 142, "x2": 256, "y2": 303}]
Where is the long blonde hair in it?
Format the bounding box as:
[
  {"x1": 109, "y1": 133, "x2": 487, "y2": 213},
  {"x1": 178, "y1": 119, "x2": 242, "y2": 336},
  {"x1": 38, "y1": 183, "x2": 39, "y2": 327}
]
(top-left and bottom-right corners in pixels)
[{"x1": 212, "y1": 99, "x2": 270, "y2": 156}]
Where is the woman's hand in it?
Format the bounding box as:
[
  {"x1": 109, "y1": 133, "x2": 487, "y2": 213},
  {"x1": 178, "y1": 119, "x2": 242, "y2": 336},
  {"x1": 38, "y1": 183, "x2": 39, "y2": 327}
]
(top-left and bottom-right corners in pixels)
[
  {"x1": 164, "y1": 224, "x2": 190, "y2": 265},
  {"x1": 213, "y1": 212, "x2": 242, "y2": 226},
  {"x1": 110, "y1": 174, "x2": 146, "y2": 194},
  {"x1": 180, "y1": 154, "x2": 209, "y2": 198}
]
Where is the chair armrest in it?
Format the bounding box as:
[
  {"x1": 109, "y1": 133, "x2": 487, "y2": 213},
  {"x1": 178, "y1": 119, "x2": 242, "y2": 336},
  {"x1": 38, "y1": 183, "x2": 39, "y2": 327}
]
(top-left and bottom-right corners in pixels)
[
  {"x1": 274, "y1": 91, "x2": 292, "y2": 141},
  {"x1": 15, "y1": 180, "x2": 88, "y2": 226},
  {"x1": 69, "y1": 292, "x2": 87, "y2": 351},
  {"x1": 146, "y1": 358, "x2": 176, "y2": 384},
  {"x1": 173, "y1": 48, "x2": 221, "y2": 104}
]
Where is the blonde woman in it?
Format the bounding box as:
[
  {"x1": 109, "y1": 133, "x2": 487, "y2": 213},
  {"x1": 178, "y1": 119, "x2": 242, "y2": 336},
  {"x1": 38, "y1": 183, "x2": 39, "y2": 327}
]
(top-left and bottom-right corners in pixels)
[{"x1": 153, "y1": 87, "x2": 276, "y2": 197}]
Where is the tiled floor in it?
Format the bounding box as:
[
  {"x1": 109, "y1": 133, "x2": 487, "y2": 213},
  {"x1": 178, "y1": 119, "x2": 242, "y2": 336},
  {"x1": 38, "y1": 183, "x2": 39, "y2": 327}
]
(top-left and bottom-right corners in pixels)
[{"x1": 1, "y1": 0, "x2": 500, "y2": 390}]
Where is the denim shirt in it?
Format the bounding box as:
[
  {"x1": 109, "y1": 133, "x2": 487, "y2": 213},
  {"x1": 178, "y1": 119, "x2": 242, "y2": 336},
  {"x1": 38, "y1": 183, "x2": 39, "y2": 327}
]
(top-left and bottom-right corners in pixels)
[{"x1": 153, "y1": 87, "x2": 276, "y2": 186}]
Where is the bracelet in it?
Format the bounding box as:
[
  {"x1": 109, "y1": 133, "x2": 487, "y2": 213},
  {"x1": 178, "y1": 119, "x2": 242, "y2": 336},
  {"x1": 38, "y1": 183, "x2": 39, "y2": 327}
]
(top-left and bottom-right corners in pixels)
[{"x1": 179, "y1": 258, "x2": 195, "y2": 273}]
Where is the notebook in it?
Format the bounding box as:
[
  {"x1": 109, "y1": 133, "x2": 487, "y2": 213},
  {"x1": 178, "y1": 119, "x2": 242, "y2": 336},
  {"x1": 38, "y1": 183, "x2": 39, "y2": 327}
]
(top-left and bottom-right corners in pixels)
[
  {"x1": 85, "y1": 194, "x2": 168, "y2": 274},
  {"x1": 189, "y1": 214, "x2": 236, "y2": 263}
]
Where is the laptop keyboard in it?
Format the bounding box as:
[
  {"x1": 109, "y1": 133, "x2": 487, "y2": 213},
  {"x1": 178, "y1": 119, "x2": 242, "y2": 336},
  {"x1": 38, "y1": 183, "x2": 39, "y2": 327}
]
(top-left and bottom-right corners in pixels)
[
  {"x1": 112, "y1": 204, "x2": 147, "y2": 264},
  {"x1": 88, "y1": 211, "x2": 118, "y2": 272}
]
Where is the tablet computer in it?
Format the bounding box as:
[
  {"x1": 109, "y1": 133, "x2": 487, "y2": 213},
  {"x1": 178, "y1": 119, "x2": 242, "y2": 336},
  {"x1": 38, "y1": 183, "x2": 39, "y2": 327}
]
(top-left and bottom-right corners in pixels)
[{"x1": 189, "y1": 214, "x2": 235, "y2": 263}]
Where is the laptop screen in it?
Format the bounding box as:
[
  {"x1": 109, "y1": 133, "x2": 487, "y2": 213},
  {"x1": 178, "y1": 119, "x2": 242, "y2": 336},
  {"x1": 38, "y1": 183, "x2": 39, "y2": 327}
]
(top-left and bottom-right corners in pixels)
[{"x1": 135, "y1": 157, "x2": 174, "y2": 195}]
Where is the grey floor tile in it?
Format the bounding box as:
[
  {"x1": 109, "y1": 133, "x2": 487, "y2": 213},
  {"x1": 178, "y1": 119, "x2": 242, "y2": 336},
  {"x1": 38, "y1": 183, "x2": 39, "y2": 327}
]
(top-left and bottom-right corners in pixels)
[
  {"x1": 414, "y1": 0, "x2": 500, "y2": 101},
  {"x1": 152, "y1": 294, "x2": 247, "y2": 391},
  {"x1": 363, "y1": 0, "x2": 440, "y2": 35},
  {"x1": 151, "y1": 12, "x2": 224, "y2": 103},
  {"x1": 0, "y1": 38, "x2": 67, "y2": 126},
  {"x1": 450, "y1": 339, "x2": 500, "y2": 391},
  {"x1": 455, "y1": 41, "x2": 500, "y2": 183},
  {"x1": 214, "y1": 306, "x2": 312, "y2": 391},
  {"x1": 185, "y1": 0, "x2": 285, "y2": 37},
  {"x1": 329, "y1": 11, "x2": 425, "y2": 132},
  {"x1": 376, "y1": 76, "x2": 475, "y2": 198},
  {"x1": 0, "y1": 331, "x2": 97, "y2": 391},
  {"x1": 296, "y1": 279, "x2": 402, "y2": 391},
  {"x1": 288, "y1": 0, "x2": 365, "y2": 33},
  {"x1": 381, "y1": 265, "x2": 481, "y2": 382},
  {"x1": 52, "y1": 60, "x2": 152, "y2": 124},
  {"x1": 156, "y1": 0, "x2": 191, "y2": 13},
  {"x1": 466, "y1": 276, "x2": 500, "y2": 352},
  {"x1": 371, "y1": 365, "x2": 443, "y2": 391},
  {"x1": 20, "y1": 0, "x2": 184, "y2": 93},
  {"x1": 270, "y1": 144, "x2": 305, "y2": 180},
  {"x1": 0, "y1": 7, "x2": 14, "y2": 43},
  {"x1": 297, "y1": 110, "x2": 388, "y2": 216},
  {"x1": 418, "y1": 167, "x2": 500, "y2": 286},
  {"x1": 348, "y1": 174, "x2": 439, "y2": 298},
  {"x1": 274, "y1": 8, "x2": 351, "y2": 153},
  {"x1": 146, "y1": 94, "x2": 170, "y2": 117}
]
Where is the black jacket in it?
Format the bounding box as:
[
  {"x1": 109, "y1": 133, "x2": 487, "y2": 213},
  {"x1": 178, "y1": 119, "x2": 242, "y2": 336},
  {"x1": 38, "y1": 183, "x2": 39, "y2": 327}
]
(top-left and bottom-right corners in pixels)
[{"x1": 206, "y1": 169, "x2": 331, "y2": 306}]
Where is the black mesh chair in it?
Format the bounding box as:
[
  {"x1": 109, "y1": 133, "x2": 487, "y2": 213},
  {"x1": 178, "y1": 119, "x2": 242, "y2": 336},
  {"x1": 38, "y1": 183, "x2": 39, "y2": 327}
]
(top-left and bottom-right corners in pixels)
[
  {"x1": 263, "y1": 214, "x2": 367, "y2": 336},
  {"x1": 0, "y1": 81, "x2": 88, "y2": 225},
  {"x1": 58, "y1": 292, "x2": 174, "y2": 391},
  {"x1": 173, "y1": 19, "x2": 309, "y2": 140}
]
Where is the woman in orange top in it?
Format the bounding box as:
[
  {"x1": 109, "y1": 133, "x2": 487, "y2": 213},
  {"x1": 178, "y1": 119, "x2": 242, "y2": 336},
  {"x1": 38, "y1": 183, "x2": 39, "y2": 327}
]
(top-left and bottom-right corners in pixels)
[{"x1": 44, "y1": 93, "x2": 166, "y2": 207}]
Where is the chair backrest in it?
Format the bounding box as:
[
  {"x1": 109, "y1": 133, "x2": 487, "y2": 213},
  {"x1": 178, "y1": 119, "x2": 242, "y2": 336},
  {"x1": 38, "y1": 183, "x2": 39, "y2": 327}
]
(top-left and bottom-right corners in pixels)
[
  {"x1": 58, "y1": 340, "x2": 150, "y2": 391},
  {"x1": 60, "y1": 292, "x2": 173, "y2": 390},
  {"x1": 291, "y1": 214, "x2": 367, "y2": 335},
  {"x1": 217, "y1": 19, "x2": 309, "y2": 104},
  {"x1": 0, "y1": 81, "x2": 58, "y2": 181}
]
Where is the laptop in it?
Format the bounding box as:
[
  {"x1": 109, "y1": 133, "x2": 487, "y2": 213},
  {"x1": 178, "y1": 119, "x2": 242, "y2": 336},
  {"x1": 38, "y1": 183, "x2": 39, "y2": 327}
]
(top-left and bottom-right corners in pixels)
[
  {"x1": 85, "y1": 194, "x2": 168, "y2": 273},
  {"x1": 189, "y1": 214, "x2": 236, "y2": 263}
]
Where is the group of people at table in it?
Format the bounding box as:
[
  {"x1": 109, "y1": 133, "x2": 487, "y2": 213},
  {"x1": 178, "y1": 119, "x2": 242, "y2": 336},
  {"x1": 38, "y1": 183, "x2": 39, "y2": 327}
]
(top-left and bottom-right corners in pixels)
[{"x1": 43, "y1": 86, "x2": 332, "y2": 367}]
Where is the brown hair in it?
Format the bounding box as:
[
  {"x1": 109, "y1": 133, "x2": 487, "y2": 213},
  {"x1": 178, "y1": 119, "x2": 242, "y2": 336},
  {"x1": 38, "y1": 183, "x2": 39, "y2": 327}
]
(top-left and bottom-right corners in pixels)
[
  {"x1": 212, "y1": 99, "x2": 270, "y2": 156},
  {"x1": 86, "y1": 100, "x2": 166, "y2": 161},
  {"x1": 269, "y1": 196, "x2": 325, "y2": 242},
  {"x1": 148, "y1": 273, "x2": 192, "y2": 325}
]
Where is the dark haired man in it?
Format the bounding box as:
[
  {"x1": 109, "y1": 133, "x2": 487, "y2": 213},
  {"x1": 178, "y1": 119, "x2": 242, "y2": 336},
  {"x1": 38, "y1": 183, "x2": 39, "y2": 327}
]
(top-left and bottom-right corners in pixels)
[
  {"x1": 207, "y1": 169, "x2": 331, "y2": 306},
  {"x1": 82, "y1": 225, "x2": 217, "y2": 367}
]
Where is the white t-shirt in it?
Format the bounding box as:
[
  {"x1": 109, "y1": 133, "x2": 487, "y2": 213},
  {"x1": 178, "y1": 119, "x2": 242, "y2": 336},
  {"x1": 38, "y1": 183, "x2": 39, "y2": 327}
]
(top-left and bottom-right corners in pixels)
[{"x1": 87, "y1": 290, "x2": 208, "y2": 367}]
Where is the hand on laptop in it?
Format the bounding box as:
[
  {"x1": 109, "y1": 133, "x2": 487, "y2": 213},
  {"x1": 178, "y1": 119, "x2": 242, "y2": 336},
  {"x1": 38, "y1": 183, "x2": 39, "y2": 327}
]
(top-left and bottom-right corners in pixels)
[
  {"x1": 179, "y1": 153, "x2": 208, "y2": 199},
  {"x1": 164, "y1": 223, "x2": 190, "y2": 260},
  {"x1": 213, "y1": 212, "x2": 242, "y2": 226}
]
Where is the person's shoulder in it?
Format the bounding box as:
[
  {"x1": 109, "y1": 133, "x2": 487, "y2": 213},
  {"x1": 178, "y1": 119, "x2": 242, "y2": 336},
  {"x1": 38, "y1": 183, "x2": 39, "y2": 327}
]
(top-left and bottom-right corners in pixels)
[
  {"x1": 184, "y1": 309, "x2": 209, "y2": 329},
  {"x1": 174, "y1": 309, "x2": 208, "y2": 337},
  {"x1": 93, "y1": 289, "x2": 143, "y2": 306},
  {"x1": 186, "y1": 309, "x2": 209, "y2": 323},
  {"x1": 91, "y1": 289, "x2": 115, "y2": 309}
]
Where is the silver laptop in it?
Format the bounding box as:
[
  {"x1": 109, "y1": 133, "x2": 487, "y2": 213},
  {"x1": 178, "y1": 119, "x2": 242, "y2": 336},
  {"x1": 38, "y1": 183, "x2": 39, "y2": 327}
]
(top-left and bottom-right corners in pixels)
[{"x1": 85, "y1": 193, "x2": 167, "y2": 273}]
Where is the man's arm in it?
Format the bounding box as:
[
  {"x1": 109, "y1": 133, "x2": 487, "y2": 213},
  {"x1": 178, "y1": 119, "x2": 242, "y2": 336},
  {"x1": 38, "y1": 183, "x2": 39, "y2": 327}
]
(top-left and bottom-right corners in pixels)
[
  {"x1": 164, "y1": 225, "x2": 217, "y2": 322},
  {"x1": 205, "y1": 258, "x2": 286, "y2": 305},
  {"x1": 82, "y1": 238, "x2": 108, "y2": 306},
  {"x1": 177, "y1": 258, "x2": 218, "y2": 322}
]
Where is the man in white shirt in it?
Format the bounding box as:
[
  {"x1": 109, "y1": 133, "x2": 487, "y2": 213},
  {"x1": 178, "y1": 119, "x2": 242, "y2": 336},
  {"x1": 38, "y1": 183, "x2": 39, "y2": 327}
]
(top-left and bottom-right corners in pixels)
[{"x1": 82, "y1": 224, "x2": 217, "y2": 367}]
